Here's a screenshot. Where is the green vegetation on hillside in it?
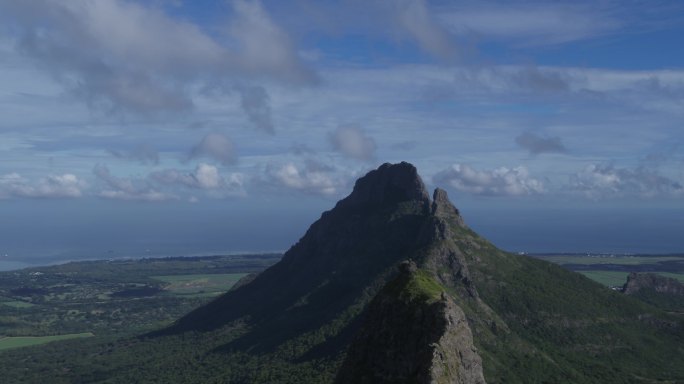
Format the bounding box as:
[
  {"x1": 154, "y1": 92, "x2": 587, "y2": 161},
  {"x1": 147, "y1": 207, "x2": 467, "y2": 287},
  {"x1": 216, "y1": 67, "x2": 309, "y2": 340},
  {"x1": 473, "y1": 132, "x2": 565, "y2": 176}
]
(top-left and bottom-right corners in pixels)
[
  {"x1": 465, "y1": 247, "x2": 684, "y2": 383},
  {"x1": 0, "y1": 254, "x2": 279, "y2": 340},
  {"x1": 153, "y1": 273, "x2": 249, "y2": 297},
  {"x1": 533, "y1": 253, "x2": 684, "y2": 288},
  {"x1": 384, "y1": 268, "x2": 444, "y2": 304},
  {"x1": 1, "y1": 239, "x2": 681, "y2": 383}
]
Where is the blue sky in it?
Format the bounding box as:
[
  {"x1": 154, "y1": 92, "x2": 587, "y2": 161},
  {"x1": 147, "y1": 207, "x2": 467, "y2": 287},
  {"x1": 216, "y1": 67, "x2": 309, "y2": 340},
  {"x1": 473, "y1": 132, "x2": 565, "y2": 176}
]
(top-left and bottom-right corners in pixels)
[{"x1": 1, "y1": 0, "x2": 684, "y2": 263}]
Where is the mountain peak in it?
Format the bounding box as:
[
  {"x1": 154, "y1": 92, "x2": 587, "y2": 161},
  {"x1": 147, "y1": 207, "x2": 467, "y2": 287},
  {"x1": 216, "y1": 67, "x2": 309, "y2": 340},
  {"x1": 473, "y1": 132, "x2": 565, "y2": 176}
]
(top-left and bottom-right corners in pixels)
[
  {"x1": 338, "y1": 162, "x2": 430, "y2": 209},
  {"x1": 154, "y1": 161, "x2": 684, "y2": 383},
  {"x1": 431, "y1": 187, "x2": 465, "y2": 227}
]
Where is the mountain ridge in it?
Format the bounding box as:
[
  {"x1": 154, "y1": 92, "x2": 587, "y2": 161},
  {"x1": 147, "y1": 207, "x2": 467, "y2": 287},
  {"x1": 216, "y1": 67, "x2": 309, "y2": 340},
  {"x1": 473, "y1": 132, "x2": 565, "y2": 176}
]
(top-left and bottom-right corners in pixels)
[
  {"x1": 154, "y1": 161, "x2": 684, "y2": 383},
  {"x1": 335, "y1": 260, "x2": 486, "y2": 384}
]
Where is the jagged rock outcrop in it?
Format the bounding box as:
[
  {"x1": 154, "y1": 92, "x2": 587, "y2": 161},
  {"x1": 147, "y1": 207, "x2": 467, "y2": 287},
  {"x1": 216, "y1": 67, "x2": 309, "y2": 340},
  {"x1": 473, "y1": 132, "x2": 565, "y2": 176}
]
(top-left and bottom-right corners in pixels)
[
  {"x1": 431, "y1": 188, "x2": 465, "y2": 227},
  {"x1": 335, "y1": 261, "x2": 486, "y2": 384},
  {"x1": 623, "y1": 272, "x2": 684, "y2": 295}
]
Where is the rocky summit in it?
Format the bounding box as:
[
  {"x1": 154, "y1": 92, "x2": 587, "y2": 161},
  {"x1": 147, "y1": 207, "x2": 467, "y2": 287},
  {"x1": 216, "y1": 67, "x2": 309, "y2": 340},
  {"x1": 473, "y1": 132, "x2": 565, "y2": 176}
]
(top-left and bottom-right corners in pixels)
[{"x1": 157, "y1": 162, "x2": 684, "y2": 383}]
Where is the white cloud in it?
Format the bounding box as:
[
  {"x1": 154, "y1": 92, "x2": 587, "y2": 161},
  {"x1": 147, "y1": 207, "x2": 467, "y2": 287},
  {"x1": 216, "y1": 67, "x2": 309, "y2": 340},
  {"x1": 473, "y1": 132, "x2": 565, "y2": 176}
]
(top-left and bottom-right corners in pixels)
[
  {"x1": 516, "y1": 132, "x2": 567, "y2": 155},
  {"x1": 264, "y1": 161, "x2": 344, "y2": 196},
  {"x1": 194, "y1": 163, "x2": 221, "y2": 189},
  {"x1": 0, "y1": 0, "x2": 312, "y2": 115},
  {"x1": 393, "y1": 0, "x2": 458, "y2": 60},
  {"x1": 450, "y1": 66, "x2": 571, "y2": 95},
  {"x1": 569, "y1": 164, "x2": 684, "y2": 199},
  {"x1": 189, "y1": 133, "x2": 237, "y2": 165},
  {"x1": 151, "y1": 163, "x2": 245, "y2": 194},
  {"x1": 236, "y1": 85, "x2": 274, "y2": 134},
  {"x1": 98, "y1": 189, "x2": 170, "y2": 202},
  {"x1": 420, "y1": 65, "x2": 684, "y2": 115},
  {"x1": 93, "y1": 164, "x2": 173, "y2": 201},
  {"x1": 330, "y1": 125, "x2": 377, "y2": 162},
  {"x1": 109, "y1": 144, "x2": 159, "y2": 165},
  {"x1": 434, "y1": 164, "x2": 545, "y2": 196},
  {"x1": 0, "y1": 172, "x2": 85, "y2": 198},
  {"x1": 438, "y1": 3, "x2": 621, "y2": 46},
  {"x1": 200, "y1": 83, "x2": 275, "y2": 133},
  {"x1": 285, "y1": 0, "x2": 459, "y2": 62},
  {"x1": 229, "y1": 0, "x2": 315, "y2": 83}
]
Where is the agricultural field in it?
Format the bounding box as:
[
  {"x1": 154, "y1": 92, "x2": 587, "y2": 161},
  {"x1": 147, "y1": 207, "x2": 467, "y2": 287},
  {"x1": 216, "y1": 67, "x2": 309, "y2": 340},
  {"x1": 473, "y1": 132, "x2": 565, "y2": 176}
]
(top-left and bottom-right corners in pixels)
[
  {"x1": 0, "y1": 333, "x2": 93, "y2": 351},
  {"x1": 152, "y1": 273, "x2": 249, "y2": 297},
  {"x1": 1, "y1": 300, "x2": 34, "y2": 308},
  {"x1": 531, "y1": 253, "x2": 684, "y2": 287},
  {"x1": 0, "y1": 254, "x2": 280, "y2": 352},
  {"x1": 2, "y1": 251, "x2": 681, "y2": 356}
]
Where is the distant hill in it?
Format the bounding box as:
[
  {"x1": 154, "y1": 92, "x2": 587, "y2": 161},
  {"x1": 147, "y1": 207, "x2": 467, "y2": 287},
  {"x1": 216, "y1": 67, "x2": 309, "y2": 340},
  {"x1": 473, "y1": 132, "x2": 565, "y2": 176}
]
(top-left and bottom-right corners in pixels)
[{"x1": 3, "y1": 162, "x2": 682, "y2": 383}]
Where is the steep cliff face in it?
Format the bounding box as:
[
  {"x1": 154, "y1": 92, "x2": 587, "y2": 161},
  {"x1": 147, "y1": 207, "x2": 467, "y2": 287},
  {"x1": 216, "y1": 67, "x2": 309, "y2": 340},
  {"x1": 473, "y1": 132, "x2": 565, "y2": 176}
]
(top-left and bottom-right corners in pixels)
[
  {"x1": 335, "y1": 261, "x2": 485, "y2": 384},
  {"x1": 622, "y1": 272, "x2": 684, "y2": 311},
  {"x1": 623, "y1": 272, "x2": 684, "y2": 295}
]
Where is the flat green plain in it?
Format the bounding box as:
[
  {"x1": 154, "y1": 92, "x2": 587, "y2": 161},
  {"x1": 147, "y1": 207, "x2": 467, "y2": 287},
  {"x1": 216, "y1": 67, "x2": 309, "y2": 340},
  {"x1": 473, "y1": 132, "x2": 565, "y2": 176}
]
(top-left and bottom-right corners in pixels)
[
  {"x1": 153, "y1": 273, "x2": 248, "y2": 296},
  {"x1": 1, "y1": 300, "x2": 34, "y2": 308},
  {"x1": 537, "y1": 255, "x2": 684, "y2": 265},
  {"x1": 656, "y1": 272, "x2": 684, "y2": 283},
  {"x1": 532, "y1": 254, "x2": 684, "y2": 287},
  {"x1": 578, "y1": 271, "x2": 630, "y2": 287},
  {"x1": 0, "y1": 333, "x2": 93, "y2": 351}
]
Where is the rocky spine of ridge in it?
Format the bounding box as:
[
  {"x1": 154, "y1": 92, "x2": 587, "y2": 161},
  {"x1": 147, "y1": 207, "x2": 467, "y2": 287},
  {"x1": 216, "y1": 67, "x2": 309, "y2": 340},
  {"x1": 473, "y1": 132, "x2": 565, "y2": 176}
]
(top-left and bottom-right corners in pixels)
[
  {"x1": 161, "y1": 162, "x2": 445, "y2": 335},
  {"x1": 623, "y1": 272, "x2": 684, "y2": 295},
  {"x1": 335, "y1": 260, "x2": 486, "y2": 384}
]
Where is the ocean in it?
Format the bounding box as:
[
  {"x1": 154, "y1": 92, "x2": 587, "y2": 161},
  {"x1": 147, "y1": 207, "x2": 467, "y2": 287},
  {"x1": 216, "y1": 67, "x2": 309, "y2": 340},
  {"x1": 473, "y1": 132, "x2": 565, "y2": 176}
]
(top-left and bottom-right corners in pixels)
[{"x1": 0, "y1": 260, "x2": 30, "y2": 271}]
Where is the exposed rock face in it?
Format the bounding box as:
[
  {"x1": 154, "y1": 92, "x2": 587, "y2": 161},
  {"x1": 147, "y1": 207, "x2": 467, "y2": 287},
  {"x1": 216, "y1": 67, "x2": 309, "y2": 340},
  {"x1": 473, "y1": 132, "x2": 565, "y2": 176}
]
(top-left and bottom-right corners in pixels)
[
  {"x1": 623, "y1": 272, "x2": 684, "y2": 295},
  {"x1": 338, "y1": 162, "x2": 430, "y2": 210},
  {"x1": 431, "y1": 188, "x2": 465, "y2": 228},
  {"x1": 335, "y1": 262, "x2": 486, "y2": 384}
]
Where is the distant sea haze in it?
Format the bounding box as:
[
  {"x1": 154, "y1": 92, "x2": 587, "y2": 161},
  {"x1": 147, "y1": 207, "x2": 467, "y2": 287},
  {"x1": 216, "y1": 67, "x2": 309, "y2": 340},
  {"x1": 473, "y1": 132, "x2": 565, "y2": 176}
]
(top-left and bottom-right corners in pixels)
[
  {"x1": 0, "y1": 260, "x2": 30, "y2": 271},
  {"x1": 1, "y1": 199, "x2": 682, "y2": 270}
]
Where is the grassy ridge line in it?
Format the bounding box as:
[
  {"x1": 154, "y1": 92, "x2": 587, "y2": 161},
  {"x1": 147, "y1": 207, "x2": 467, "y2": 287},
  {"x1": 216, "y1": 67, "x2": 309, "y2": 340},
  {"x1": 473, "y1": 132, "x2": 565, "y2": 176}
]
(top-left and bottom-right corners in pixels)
[{"x1": 0, "y1": 332, "x2": 94, "y2": 351}]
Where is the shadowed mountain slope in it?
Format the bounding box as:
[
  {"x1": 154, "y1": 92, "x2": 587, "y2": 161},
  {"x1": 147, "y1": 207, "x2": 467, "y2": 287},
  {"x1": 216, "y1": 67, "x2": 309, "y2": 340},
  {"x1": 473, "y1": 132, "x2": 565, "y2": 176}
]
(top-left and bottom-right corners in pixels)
[
  {"x1": 161, "y1": 162, "x2": 437, "y2": 349},
  {"x1": 154, "y1": 162, "x2": 684, "y2": 383}
]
